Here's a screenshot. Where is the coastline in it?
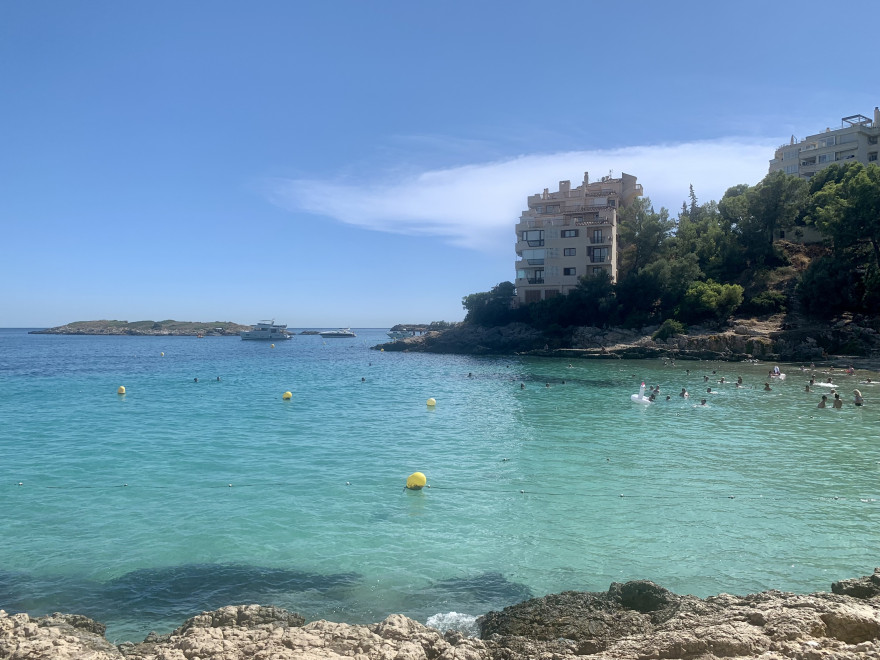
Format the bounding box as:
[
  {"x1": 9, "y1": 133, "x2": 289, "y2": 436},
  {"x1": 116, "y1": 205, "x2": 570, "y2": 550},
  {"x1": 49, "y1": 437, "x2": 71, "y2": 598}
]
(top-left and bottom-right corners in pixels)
[
  {"x1": 375, "y1": 315, "x2": 880, "y2": 366},
  {"x1": 3, "y1": 570, "x2": 878, "y2": 659}
]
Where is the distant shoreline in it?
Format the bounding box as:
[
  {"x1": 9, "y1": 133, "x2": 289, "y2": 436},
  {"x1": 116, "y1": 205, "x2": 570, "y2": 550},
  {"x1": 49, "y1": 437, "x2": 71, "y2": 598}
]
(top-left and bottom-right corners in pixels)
[{"x1": 28, "y1": 320, "x2": 251, "y2": 337}]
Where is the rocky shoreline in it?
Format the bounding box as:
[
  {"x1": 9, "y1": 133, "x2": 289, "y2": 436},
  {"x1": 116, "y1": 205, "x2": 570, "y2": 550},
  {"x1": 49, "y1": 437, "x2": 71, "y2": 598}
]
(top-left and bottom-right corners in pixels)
[
  {"x1": 2, "y1": 569, "x2": 878, "y2": 659},
  {"x1": 376, "y1": 314, "x2": 880, "y2": 364}
]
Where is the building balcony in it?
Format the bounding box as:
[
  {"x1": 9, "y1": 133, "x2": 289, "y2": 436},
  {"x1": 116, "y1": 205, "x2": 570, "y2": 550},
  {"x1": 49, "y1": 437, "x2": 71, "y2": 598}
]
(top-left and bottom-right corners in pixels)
[
  {"x1": 590, "y1": 256, "x2": 608, "y2": 263},
  {"x1": 589, "y1": 236, "x2": 611, "y2": 244},
  {"x1": 527, "y1": 278, "x2": 544, "y2": 284}
]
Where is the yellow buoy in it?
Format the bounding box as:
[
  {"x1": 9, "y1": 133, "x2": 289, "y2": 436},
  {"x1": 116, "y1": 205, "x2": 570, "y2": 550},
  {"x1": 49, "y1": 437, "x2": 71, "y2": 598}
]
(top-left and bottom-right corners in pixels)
[
  {"x1": 406, "y1": 472, "x2": 427, "y2": 490},
  {"x1": 160, "y1": 352, "x2": 165, "y2": 357},
  {"x1": 282, "y1": 391, "x2": 292, "y2": 400},
  {"x1": 117, "y1": 386, "x2": 126, "y2": 395},
  {"x1": 271, "y1": 344, "x2": 275, "y2": 348},
  {"x1": 426, "y1": 397, "x2": 436, "y2": 407}
]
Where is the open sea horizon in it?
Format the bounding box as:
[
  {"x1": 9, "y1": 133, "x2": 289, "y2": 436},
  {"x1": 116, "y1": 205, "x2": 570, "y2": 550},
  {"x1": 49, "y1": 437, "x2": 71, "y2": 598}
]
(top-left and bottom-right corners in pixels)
[{"x1": 1, "y1": 327, "x2": 878, "y2": 643}]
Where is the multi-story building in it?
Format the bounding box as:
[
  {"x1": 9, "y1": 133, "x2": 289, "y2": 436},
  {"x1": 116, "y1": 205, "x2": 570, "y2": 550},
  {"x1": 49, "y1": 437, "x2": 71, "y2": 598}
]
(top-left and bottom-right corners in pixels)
[
  {"x1": 514, "y1": 172, "x2": 641, "y2": 305},
  {"x1": 769, "y1": 106, "x2": 880, "y2": 180}
]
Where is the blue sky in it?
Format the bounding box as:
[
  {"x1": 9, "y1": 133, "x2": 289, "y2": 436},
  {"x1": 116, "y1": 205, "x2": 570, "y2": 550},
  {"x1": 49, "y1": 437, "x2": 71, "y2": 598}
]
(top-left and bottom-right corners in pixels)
[{"x1": 1, "y1": 1, "x2": 877, "y2": 328}]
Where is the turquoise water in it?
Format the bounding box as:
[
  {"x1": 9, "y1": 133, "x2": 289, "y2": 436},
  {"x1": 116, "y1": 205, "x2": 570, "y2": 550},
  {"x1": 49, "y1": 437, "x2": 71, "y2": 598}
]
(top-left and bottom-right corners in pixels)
[{"x1": 1, "y1": 327, "x2": 878, "y2": 642}]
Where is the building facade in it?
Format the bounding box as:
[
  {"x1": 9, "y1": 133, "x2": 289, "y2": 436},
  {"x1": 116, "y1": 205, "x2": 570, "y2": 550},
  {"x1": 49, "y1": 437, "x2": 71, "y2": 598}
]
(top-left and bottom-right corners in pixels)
[
  {"x1": 769, "y1": 106, "x2": 880, "y2": 180},
  {"x1": 514, "y1": 172, "x2": 641, "y2": 306}
]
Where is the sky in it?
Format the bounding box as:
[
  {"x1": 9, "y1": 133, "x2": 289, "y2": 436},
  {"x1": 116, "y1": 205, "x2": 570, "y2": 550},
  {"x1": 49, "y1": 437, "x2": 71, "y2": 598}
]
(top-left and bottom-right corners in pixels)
[{"x1": 1, "y1": 1, "x2": 877, "y2": 328}]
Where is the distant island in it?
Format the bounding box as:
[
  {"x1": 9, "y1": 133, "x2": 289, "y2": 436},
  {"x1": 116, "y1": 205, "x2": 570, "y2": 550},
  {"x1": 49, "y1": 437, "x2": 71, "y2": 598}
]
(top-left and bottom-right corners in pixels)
[{"x1": 29, "y1": 320, "x2": 251, "y2": 337}]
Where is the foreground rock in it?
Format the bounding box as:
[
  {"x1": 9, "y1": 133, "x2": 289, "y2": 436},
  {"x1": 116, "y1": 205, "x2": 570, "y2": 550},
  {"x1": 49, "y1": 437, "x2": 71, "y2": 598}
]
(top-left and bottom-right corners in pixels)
[{"x1": 2, "y1": 571, "x2": 880, "y2": 659}]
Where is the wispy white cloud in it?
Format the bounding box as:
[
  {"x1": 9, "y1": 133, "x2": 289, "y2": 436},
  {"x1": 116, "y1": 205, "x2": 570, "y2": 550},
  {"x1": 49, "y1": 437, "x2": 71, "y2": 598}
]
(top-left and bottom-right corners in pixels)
[{"x1": 269, "y1": 138, "x2": 781, "y2": 252}]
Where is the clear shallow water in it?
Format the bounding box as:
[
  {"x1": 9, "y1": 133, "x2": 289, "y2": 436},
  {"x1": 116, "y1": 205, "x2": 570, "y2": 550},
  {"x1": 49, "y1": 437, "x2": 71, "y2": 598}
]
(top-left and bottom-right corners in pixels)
[{"x1": 0, "y1": 327, "x2": 878, "y2": 642}]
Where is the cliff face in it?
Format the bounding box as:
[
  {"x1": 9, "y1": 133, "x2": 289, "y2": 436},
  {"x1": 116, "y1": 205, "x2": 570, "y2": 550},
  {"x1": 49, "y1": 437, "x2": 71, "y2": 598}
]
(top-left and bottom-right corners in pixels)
[
  {"x1": 2, "y1": 570, "x2": 879, "y2": 660},
  {"x1": 29, "y1": 320, "x2": 251, "y2": 337}
]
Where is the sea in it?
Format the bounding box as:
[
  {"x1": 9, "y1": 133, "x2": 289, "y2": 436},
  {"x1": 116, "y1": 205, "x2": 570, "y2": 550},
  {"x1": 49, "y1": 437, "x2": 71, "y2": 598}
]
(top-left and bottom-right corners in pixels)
[{"x1": 1, "y1": 327, "x2": 878, "y2": 643}]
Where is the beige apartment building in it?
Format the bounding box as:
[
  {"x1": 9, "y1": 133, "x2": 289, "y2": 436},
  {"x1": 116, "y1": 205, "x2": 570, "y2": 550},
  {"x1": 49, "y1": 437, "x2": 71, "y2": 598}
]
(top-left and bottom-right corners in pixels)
[
  {"x1": 514, "y1": 172, "x2": 642, "y2": 305},
  {"x1": 769, "y1": 106, "x2": 880, "y2": 180}
]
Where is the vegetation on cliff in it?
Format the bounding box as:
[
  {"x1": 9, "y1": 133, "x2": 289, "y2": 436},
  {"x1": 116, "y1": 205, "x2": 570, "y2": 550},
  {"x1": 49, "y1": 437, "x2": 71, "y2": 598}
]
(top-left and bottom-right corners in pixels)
[{"x1": 461, "y1": 163, "x2": 880, "y2": 354}]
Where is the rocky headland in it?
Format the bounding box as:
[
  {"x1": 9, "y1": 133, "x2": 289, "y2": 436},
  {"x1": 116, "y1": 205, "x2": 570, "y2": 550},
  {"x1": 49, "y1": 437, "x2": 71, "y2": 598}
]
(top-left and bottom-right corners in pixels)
[
  {"x1": 29, "y1": 320, "x2": 251, "y2": 337},
  {"x1": 376, "y1": 313, "x2": 880, "y2": 364},
  {"x1": 2, "y1": 569, "x2": 879, "y2": 659}
]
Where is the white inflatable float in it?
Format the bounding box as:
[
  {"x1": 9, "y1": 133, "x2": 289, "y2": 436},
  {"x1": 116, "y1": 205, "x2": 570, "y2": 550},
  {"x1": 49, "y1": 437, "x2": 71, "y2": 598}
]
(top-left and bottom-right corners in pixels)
[{"x1": 631, "y1": 382, "x2": 653, "y2": 405}]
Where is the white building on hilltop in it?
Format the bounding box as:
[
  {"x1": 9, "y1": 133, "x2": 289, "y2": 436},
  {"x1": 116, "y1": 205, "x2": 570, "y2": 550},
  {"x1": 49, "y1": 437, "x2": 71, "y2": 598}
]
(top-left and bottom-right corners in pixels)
[
  {"x1": 514, "y1": 172, "x2": 642, "y2": 306},
  {"x1": 769, "y1": 106, "x2": 880, "y2": 180}
]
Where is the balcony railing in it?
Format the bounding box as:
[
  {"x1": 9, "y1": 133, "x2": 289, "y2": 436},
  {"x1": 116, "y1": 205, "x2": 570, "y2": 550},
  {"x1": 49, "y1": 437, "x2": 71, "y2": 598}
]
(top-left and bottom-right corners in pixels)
[
  {"x1": 589, "y1": 236, "x2": 610, "y2": 244},
  {"x1": 527, "y1": 278, "x2": 544, "y2": 284},
  {"x1": 527, "y1": 259, "x2": 544, "y2": 265},
  {"x1": 590, "y1": 256, "x2": 607, "y2": 263}
]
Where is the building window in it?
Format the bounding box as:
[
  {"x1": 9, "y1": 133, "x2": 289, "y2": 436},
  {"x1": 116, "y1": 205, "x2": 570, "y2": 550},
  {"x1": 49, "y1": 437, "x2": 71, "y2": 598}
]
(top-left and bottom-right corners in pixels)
[
  {"x1": 868, "y1": 136, "x2": 878, "y2": 145},
  {"x1": 591, "y1": 247, "x2": 608, "y2": 263},
  {"x1": 534, "y1": 205, "x2": 544, "y2": 213},
  {"x1": 818, "y1": 154, "x2": 832, "y2": 164},
  {"x1": 525, "y1": 290, "x2": 541, "y2": 303},
  {"x1": 783, "y1": 149, "x2": 799, "y2": 160},
  {"x1": 545, "y1": 204, "x2": 560, "y2": 213},
  {"x1": 561, "y1": 229, "x2": 579, "y2": 238},
  {"x1": 869, "y1": 152, "x2": 878, "y2": 162},
  {"x1": 563, "y1": 248, "x2": 576, "y2": 256},
  {"x1": 592, "y1": 267, "x2": 603, "y2": 275},
  {"x1": 819, "y1": 136, "x2": 835, "y2": 148},
  {"x1": 563, "y1": 267, "x2": 576, "y2": 276},
  {"x1": 544, "y1": 289, "x2": 559, "y2": 299},
  {"x1": 521, "y1": 229, "x2": 544, "y2": 246},
  {"x1": 785, "y1": 164, "x2": 798, "y2": 175}
]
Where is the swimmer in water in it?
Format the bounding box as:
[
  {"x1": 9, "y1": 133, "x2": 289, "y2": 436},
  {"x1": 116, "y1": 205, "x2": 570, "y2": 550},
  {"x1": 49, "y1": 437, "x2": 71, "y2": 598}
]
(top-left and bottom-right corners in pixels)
[
  {"x1": 832, "y1": 393, "x2": 843, "y2": 409},
  {"x1": 764, "y1": 383, "x2": 772, "y2": 391},
  {"x1": 520, "y1": 383, "x2": 524, "y2": 389},
  {"x1": 718, "y1": 376, "x2": 725, "y2": 384},
  {"x1": 699, "y1": 399, "x2": 707, "y2": 406},
  {"x1": 818, "y1": 395, "x2": 827, "y2": 409},
  {"x1": 680, "y1": 388, "x2": 688, "y2": 398},
  {"x1": 854, "y1": 389, "x2": 864, "y2": 406},
  {"x1": 706, "y1": 387, "x2": 713, "y2": 394},
  {"x1": 736, "y1": 376, "x2": 743, "y2": 387},
  {"x1": 703, "y1": 375, "x2": 709, "y2": 382},
  {"x1": 805, "y1": 384, "x2": 811, "y2": 392}
]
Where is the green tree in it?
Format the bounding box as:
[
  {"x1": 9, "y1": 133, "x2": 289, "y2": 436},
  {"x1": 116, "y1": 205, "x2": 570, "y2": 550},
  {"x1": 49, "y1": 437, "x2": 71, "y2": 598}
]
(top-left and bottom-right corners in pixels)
[
  {"x1": 721, "y1": 173, "x2": 808, "y2": 266},
  {"x1": 462, "y1": 281, "x2": 518, "y2": 326},
  {"x1": 617, "y1": 197, "x2": 675, "y2": 275},
  {"x1": 810, "y1": 162, "x2": 880, "y2": 269},
  {"x1": 677, "y1": 280, "x2": 744, "y2": 324}
]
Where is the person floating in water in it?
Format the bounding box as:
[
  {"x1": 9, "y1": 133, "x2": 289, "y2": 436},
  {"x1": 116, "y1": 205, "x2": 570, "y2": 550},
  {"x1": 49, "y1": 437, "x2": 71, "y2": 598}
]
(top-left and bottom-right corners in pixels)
[
  {"x1": 853, "y1": 389, "x2": 864, "y2": 406},
  {"x1": 818, "y1": 395, "x2": 827, "y2": 409},
  {"x1": 736, "y1": 376, "x2": 743, "y2": 387},
  {"x1": 832, "y1": 393, "x2": 843, "y2": 409},
  {"x1": 680, "y1": 388, "x2": 688, "y2": 398},
  {"x1": 764, "y1": 383, "x2": 772, "y2": 391},
  {"x1": 699, "y1": 399, "x2": 707, "y2": 406}
]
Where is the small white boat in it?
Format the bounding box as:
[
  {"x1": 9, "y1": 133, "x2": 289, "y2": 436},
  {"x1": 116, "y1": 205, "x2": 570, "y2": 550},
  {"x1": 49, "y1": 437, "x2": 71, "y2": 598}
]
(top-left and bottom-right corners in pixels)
[
  {"x1": 319, "y1": 328, "x2": 357, "y2": 338},
  {"x1": 240, "y1": 320, "x2": 292, "y2": 340},
  {"x1": 387, "y1": 330, "x2": 414, "y2": 340}
]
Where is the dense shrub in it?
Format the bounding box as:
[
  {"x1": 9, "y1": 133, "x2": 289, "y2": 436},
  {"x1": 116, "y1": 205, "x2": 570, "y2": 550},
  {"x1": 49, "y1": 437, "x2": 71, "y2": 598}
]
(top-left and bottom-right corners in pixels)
[
  {"x1": 652, "y1": 319, "x2": 687, "y2": 341},
  {"x1": 740, "y1": 290, "x2": 788, "y2": 315}
]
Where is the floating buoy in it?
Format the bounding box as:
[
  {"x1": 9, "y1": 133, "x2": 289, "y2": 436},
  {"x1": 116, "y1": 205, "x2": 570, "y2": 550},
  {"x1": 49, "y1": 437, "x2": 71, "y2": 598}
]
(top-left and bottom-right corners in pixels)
[
  {"x1": 160, "y1": 352, "x2": 164, "y2": 357},
  {"x1": 117, "y1": 386, "x2": 126, "y2": 395},
  {"x1": 406, "y1": 472, "x2": 427, "y2": 490},
  {"x1": 282, "y1": 391, "x2": 292, "y2": 400},
  {"x1": 426, "y1": 397, "x2": 436, "y2": 407},
  {"x1": 271, "y1": 344, "x2": 275, "y2": 348}
]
